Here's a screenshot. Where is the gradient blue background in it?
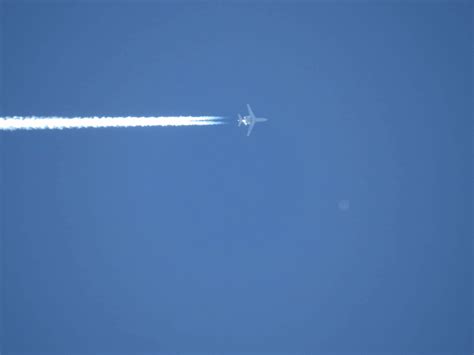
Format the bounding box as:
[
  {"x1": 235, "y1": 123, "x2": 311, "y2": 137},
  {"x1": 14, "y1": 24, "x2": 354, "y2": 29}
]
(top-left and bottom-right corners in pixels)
[{"x1": 0, "y1": 1, "x2": 472, "y2": 354}]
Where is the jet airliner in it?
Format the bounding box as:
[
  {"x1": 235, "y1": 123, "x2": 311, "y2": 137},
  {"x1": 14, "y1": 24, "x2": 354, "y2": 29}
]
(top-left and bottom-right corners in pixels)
[{"x1": 238, "y1": 104, "x2": 268, "y2": 136}]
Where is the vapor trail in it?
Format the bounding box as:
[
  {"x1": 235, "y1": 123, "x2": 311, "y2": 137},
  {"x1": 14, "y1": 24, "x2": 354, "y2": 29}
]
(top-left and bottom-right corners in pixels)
[{"x1": 0, "y1": 116, "x2": 224, "y2": 130}]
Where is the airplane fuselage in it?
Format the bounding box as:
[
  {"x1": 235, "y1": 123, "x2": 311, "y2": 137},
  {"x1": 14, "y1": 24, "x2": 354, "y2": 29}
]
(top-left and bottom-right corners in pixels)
[
  {"x1": 240, "y1": 116, "x2": 267, "y2": 126},
  {"x1": 238, "y1": 104, "x2": 268, "y2": 136}
]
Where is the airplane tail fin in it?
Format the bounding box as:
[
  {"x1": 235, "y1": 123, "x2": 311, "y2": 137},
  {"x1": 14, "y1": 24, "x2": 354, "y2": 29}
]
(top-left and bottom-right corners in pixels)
[{"x1": 238, "y1": 114, "x2": 243, "y2": 126}]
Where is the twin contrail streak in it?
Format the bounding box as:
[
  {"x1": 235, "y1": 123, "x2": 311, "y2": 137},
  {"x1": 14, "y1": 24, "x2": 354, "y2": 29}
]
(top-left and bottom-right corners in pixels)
[{"x1": 0, "y1": 116, "x2": 224, "y2": 130}]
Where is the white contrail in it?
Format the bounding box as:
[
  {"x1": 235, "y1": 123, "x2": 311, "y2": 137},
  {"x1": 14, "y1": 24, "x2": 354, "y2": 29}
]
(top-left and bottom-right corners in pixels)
[{"x1": 0, "y1": 116, "x2": 225, "y2": 130}]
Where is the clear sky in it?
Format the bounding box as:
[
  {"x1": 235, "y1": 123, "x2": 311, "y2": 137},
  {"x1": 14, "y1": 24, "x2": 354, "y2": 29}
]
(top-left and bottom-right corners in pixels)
[{"x1": 0, "y1": 1, "x2": 472, "y2": 354}]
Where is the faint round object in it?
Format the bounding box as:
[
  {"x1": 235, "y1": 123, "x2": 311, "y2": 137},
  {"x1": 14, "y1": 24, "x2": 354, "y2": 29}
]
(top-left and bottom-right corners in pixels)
[{"x1": 338, "y1": 199, "x2": 350, "y2": 211}]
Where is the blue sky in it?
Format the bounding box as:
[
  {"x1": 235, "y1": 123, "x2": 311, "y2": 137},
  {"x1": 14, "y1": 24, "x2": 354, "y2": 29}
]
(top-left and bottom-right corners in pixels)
[{"x1": 0, "y1": 1, "x2": 472, "y2": 354}]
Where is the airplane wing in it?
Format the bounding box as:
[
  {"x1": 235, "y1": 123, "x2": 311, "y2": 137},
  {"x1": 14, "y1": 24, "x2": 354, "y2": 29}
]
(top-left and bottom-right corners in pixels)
[
  {"x1": 247, "y1": 121, "x2": 256, "y2": 136},
  {"x1": 247, "y1": 104, "x2": 256, "y2": 120}
]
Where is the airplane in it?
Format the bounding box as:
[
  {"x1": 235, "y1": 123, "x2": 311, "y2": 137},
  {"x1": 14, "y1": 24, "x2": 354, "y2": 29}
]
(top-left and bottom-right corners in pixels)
[{"x1": 238, "y1": 104, "x2": 268, "y2": 136}]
